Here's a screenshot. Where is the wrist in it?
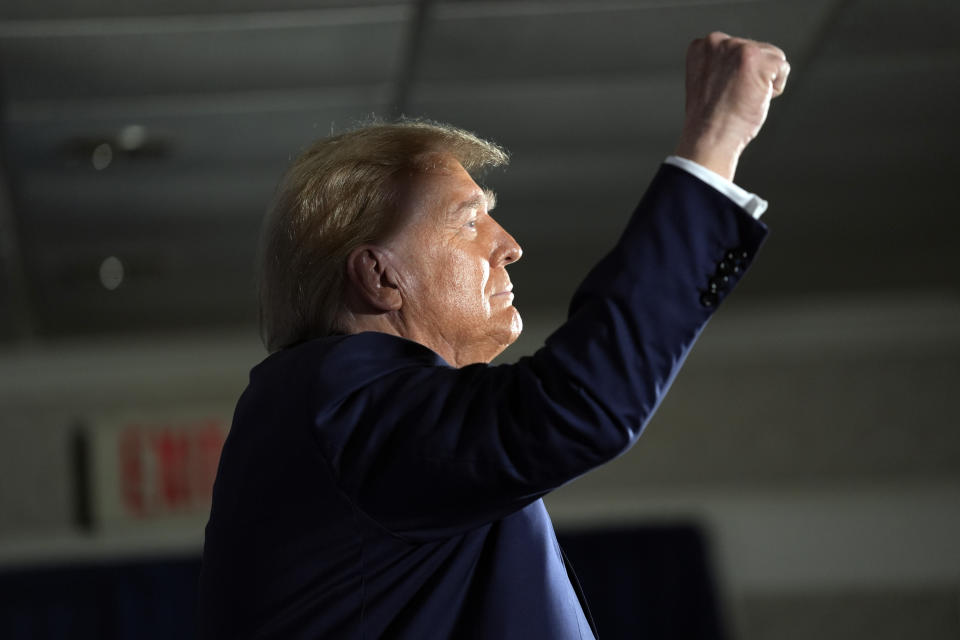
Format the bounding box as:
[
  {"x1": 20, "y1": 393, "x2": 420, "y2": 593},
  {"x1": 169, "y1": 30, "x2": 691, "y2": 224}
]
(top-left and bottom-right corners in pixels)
[{"x1": 674, "y1": 125, "x2": 744, "y2": 181}]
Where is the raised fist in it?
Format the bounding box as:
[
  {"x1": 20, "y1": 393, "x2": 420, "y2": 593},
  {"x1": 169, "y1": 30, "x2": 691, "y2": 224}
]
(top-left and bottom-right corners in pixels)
[{"x1": 674, "y1": 32, "x2": 790, "y2": 181}]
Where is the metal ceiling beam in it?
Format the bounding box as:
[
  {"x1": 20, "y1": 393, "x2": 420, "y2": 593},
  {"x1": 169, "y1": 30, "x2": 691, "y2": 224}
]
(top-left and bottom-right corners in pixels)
[
  {"x1": 0, "y1": 153, "x2": 34, "y2": 344},
  {"x1": 390, "y1": 0, "x2": 435, "y2": 118},
  {"x1": 0, "y1": 65, "x2": 34, "y2": 343}
]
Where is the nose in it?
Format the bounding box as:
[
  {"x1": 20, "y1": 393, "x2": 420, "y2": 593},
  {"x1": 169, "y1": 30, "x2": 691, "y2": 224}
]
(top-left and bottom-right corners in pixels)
[{"x1": 496, "y1": 223, "x2": 522, "y2": 266}]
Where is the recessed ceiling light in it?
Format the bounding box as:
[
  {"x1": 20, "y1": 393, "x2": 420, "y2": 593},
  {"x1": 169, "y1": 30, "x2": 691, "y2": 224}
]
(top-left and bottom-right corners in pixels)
[
  {"x1": 91, "y1": 143, "x2": 113, "y2": 170},
  {"x1": 117, "y1": 124, "x2": 148, "y2": 152},
  {"x1": 99, "y1": 256, "x2": 124, "y2": 290}
]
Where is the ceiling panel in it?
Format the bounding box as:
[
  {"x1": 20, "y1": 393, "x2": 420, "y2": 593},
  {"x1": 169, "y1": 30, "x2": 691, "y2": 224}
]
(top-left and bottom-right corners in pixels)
[
  {"x1": 411, "y1": 76, "x2": 684, "y2": 153},
  {"x1": 420, "y1": 0, "x2": 836, "y2": 81},
  {"x1": 0, "y1": 0, "x2": 958, "y2": 342},
  {"x1": 6, "y1": 91, "x2": 392, "y2": 170},
  {"x1": 815, "y1": 0, "x2": 960, "y2": 58},
  {"x1": 1, "y1": 12, "x2": 407, "y2": 101},
  {"x1": 0, "y1": 1, "x2": 402, "y2": 21}
]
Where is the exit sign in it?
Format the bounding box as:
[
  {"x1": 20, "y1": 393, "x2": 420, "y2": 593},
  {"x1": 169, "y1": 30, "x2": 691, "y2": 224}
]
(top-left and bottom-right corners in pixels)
[{"x1": 81, "y1": 410, "x2": 231, "y2": 529}]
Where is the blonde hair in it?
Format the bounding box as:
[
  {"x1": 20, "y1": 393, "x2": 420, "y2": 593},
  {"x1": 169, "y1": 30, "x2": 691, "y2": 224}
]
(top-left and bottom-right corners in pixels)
[{"x1": 258, "y1": 119, "x2": 509, "y2": 352}]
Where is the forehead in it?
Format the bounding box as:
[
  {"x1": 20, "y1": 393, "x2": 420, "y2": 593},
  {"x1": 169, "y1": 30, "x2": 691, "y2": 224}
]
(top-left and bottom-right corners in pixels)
[{"x1": 405, "y1": 154, "x2": 489, "y2": 218}]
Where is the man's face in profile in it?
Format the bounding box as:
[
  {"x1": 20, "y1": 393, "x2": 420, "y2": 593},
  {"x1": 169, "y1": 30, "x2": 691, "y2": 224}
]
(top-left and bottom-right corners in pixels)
[{"x1": 386, "y1": 154, "x2": 523, "y2": 365}]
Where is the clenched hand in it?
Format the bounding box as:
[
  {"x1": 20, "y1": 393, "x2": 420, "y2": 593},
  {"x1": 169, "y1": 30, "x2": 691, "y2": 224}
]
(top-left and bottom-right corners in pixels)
[{"x1": 674, "y1": 32, "x2": 790, "y2": 181}]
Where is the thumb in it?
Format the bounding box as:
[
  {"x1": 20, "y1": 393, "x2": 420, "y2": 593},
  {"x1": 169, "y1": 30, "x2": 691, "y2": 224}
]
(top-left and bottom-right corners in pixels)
[{"x1": 771, "y1": 58, "x2": 791, "y2": 97}]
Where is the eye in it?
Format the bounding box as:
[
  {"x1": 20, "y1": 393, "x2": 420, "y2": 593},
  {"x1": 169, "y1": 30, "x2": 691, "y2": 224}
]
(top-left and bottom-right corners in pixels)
[{"x1": 464, "y1": 218, "x2": 478, "y2": 230}]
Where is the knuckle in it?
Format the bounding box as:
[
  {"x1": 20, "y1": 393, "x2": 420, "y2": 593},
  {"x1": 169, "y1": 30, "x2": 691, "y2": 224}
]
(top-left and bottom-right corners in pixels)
[
  {"x1": 706, "y1": 31, "x2": 728, "y2": 45},
  {"x1": 748, "y1": 43, "x2": 774, "y2": 68},
  {"x1": 737, "y1": 43, "x2": 760, "y2": 65}
]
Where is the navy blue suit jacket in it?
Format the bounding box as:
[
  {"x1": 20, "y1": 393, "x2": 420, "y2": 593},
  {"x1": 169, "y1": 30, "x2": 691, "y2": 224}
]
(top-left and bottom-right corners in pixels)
[{"x1": 200, "y1": 165, "x2": 767, "y2": 638}]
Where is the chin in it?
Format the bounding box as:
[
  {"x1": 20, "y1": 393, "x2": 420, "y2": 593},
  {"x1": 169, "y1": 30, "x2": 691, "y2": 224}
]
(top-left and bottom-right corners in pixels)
[
  {"x1": 479, "y1": 308, "x2": 523, "y2": 364},
  {"x1": 495, "y1": 308, "x2": 523, "y2": 354},
  {"x1": 505, "y1": 307, "x2": 523, "y2": 345}
]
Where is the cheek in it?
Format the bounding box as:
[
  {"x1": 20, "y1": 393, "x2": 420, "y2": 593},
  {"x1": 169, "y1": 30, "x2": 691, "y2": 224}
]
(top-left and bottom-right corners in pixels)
[
  {"x1": 442, "y1": 257, "x2": 488, "y2": 303},
  {"x1": 474, "y1": 261, "x2": 492, "y2": 315},
  {"x1": 458, "y1": 266, "x2": 487, "y2": 314},
  {"x1": 479, "y1": 261, "x2": 490, "y2": 296},
  {"x1": 416, "y1": 245, "x2": 492, "y2": 322}
]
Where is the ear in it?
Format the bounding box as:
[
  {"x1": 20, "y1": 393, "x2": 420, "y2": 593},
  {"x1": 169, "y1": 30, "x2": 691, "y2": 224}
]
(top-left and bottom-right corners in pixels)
[{"x1": 344, "y1": 245, "x2": 403, "y2": 312}]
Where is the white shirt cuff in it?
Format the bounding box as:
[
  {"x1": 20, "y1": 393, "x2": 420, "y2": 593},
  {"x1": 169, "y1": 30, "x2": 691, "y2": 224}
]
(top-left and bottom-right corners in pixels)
[{"x1": 663, "y1": 155, "x2": 768, "y2": 219}]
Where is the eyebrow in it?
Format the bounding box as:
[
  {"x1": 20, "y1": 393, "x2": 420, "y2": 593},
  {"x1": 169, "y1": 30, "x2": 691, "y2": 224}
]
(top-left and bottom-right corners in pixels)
[{"x1": 451, "y1": 189, "x2": 497, "y2": 217}]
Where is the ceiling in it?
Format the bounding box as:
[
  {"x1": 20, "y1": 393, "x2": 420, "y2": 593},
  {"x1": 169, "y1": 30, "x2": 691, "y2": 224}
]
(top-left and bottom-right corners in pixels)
[{"x1": 1, "y1": 0, "x2": 958, "y2": 344}]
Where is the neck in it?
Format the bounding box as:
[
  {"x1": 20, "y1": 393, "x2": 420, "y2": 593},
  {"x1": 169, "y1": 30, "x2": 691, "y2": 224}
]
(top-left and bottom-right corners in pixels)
[{"x1": 341, "y1": 310, "x2": 464, "y2": 367}]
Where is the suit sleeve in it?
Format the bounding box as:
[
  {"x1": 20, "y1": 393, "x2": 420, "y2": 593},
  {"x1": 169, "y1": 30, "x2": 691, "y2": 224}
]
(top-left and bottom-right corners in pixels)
[{"x1": 309, "y1": 164, "x2": 768, "y2": 540}]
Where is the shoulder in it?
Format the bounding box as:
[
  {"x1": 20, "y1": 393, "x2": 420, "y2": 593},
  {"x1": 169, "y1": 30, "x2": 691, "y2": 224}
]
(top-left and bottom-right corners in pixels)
[{"x1": 250, "y1": 332, "x2": 452, "y2": 398}]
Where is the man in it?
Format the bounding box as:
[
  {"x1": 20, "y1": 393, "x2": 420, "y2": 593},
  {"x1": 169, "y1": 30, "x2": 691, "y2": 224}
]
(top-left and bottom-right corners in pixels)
[{"x1": 200, "y1": 32, "x2": 789, "y2": 639}]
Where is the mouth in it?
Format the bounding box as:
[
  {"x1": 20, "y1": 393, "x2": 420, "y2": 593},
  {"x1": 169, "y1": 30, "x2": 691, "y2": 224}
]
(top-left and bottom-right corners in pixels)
[{"x1": 491, "y1": 284, "x2": 514, "y2": 298}]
